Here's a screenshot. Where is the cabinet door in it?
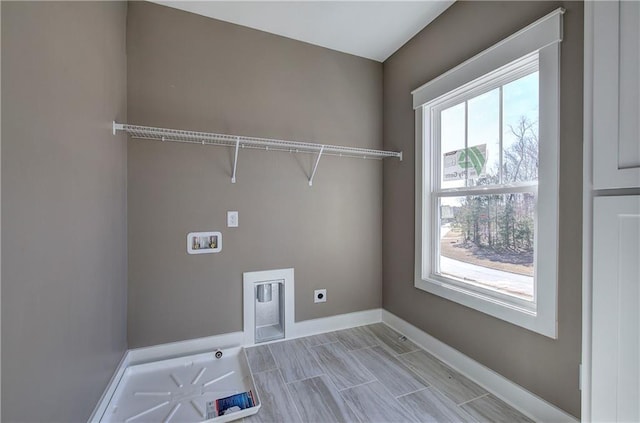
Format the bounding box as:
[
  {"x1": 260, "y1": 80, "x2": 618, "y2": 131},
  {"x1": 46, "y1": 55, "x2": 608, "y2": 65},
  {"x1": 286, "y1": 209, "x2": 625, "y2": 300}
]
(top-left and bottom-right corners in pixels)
[
  {"x1": 593, "y1": 1, "x2": 640, "y2": 189},
  {"x1": 592, "y1": 195, "x2": 640, "y2": 422}
]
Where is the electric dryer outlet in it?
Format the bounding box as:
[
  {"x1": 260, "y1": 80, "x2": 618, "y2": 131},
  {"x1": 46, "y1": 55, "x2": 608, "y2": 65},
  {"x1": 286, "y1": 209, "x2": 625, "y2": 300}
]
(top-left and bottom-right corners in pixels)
[{"x1": 314, "y1": 289, "x2": 327, "y2": 303}]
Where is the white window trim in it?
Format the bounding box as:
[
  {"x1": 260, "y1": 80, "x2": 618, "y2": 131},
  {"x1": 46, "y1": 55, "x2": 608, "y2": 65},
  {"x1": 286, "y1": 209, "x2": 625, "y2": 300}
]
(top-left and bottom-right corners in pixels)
[
  {"x1": 426, "y1": 54, "x2": 540, "y2": 314},
  {"x1": 413, "y1": 8, "x2": 563, "y2": 338}
]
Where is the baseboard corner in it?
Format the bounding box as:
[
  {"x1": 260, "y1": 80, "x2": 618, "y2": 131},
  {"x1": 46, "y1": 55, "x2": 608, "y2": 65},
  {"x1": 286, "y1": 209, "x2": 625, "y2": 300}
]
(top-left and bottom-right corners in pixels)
[
  {"x1": 87, "y1": 350, "x2": 130, "y2": 423},
  {"x1": 381, "y1": 310, "x2": 578, "y2": 423}
]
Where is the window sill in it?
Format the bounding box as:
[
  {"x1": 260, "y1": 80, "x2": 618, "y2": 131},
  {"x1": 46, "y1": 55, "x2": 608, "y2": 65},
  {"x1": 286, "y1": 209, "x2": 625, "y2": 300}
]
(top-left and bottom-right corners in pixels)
[{"x1": 415, "y1": 276, "x2": 557, "y2": 338}]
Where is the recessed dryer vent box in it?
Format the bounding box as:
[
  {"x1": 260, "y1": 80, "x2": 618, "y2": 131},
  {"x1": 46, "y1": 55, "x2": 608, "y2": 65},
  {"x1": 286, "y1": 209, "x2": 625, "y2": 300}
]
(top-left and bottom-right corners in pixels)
[{"x1": 187, "y1": 232, "x2": 222, "y2": 254}]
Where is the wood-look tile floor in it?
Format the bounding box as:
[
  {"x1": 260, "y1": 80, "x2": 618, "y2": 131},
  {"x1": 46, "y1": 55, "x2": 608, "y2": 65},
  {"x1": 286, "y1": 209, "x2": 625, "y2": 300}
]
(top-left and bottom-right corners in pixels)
[{"x1": 244, "y1": 323, "x2": 534, "y2": 423}]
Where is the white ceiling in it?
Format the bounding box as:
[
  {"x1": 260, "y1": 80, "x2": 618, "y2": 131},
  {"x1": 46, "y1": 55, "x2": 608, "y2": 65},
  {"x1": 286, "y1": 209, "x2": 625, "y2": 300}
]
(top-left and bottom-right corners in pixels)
[{"x1": 152, "y1": 1, "x2": 455, "y2": 62}]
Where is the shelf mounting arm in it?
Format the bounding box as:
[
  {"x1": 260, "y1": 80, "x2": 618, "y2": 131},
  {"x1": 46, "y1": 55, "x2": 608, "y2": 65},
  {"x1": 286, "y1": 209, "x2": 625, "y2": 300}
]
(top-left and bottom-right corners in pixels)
[
  {"x1": 113, "y1": 121, "x2": 125, "y2": 136},
  {"x1": 309, "y1": 145, "x2": 325, "y2": 187},
  {"x1": 231, "y1": 137, "x2": 240, "y2": 183}
]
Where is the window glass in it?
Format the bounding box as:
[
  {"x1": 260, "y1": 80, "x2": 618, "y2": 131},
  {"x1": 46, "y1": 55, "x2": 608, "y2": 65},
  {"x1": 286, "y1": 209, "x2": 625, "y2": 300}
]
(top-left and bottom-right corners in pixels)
[
  {"x1": 438, "y1": 193, "x2": 535, "y2": 301},
  {"x1": 440, "y1": 103, "x2": 466, "y2": 189},
  {"x1": 434, "y1": 71, "x2": 538, "y2": 303},
  {"x1": 502, "y1": 72, "x2": 539, "y2": 183},
  {"x1": 468, "y1": 88, "x2": 500, "y2": 186}
]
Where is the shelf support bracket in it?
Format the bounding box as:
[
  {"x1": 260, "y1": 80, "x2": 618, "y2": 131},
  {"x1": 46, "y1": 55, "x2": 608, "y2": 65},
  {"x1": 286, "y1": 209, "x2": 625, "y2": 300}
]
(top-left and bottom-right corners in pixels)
[
  {"x1": 112, "y1": 121, "x2": 125, "y2": 136},
  {"x1": 231, "y1": 137, "x2": 240, "y2": 183},
  {"x1": 309, "y1": 145, "x2": 325, "y2": 187}
]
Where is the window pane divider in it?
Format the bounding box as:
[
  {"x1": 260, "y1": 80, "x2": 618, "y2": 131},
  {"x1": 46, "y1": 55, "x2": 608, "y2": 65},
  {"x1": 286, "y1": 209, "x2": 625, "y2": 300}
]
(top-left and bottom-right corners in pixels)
[
  {"x1": 499, "y1": 86, "x2": 504, "y2": 183},
  {"x1": 435, "y1": 182, "x2": 538, "y2": 196},
  {"x1": 464, "y1": 100, "x2": 469, "y2": 185}
]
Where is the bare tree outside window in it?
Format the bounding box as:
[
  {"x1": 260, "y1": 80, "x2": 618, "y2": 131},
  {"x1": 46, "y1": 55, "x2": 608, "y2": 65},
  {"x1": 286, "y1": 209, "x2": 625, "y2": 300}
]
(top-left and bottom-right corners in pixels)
[{"x1": 439, "y1": 116, "x2": 538, "y2": 300}]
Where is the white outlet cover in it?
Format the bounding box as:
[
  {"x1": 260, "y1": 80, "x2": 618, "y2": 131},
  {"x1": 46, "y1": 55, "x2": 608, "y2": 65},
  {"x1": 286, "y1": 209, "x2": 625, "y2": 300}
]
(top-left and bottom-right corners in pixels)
[
  {"x1": 227, "y1": 211, "x2": 238, "y2": 227},
  {"x1": 314, "y1": 289, "x2": 327, "y2": 303}
]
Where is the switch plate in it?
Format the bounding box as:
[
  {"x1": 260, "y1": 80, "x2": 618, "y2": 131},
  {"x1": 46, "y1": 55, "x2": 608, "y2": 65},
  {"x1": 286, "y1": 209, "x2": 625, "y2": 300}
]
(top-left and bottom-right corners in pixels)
[{"x1": 227, "y1": 211, "x2": 238, "y2": 227}]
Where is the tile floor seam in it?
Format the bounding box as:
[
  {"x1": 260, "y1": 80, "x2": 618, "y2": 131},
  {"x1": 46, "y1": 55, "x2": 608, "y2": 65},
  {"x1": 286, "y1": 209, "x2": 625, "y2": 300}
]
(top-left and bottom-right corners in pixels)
[
  {"x1": 321, "y1": 372, "x2": 367, "y2": 423},
  {"x1": 335, "y1": 327, "x2": 381, "y2": 351},
  {"x1": 392, "y1": 354, "x2": 433, "y2": 388},
  {"x1": 397, "y1": 345, "x2": 488, "y2": 401},
  {"x1": 368, "y1": 329, "x2": 421, "y2": 357},
  {"x1": 277, "y1": 367, "x2": 305, "y2": 423},
  {"x1": 303, "y1": 334, "x2": 339, "y2": 344},
  {"x1": 394, "y1": 386, "x2": 430, "y2": 399},
  {"x1": 341, "y1": 379, "x2": 426, "y2": 423},
  {"x1": 251, "y1": 327, "x2": 531, "y2": 422},
  {"x1": 344, "y1": 347, "x2": 373, "y2": 385},
  {"x1": 248, "y1": 366, "x2": 278, "y2": 375},
  {"x1": 386, "y1": 382, "x2": 426, "y2": 423},
  {"x1": 356, "y1": 353, "x2": 428, "y2": 400},
  {"x1": 347, "y1": 343, "x2": 382, "y2": 352},
  {"x1": 430, "y1": 383, "x2": 459, "y2": 405},
  {"x1": 342, "y1": 399, "x2": 365, "y2": 423},
  {"x1": 378, "y1": 323, "x2": 422, "y2": 352},
  {"x1": 402, "y1": 346, "x2": 421, "y2": 355},
  {"x1": 457, "y1": 392, "x2": 490, "y2": 406},
  {"x1": 307, "y1": 340, "x2": 341, "y2": 350},
  {"x1": 389, "y1": 348, "x2": 421, "y2": 358},
  {"x1": 336, "y1": 378, "x2": 379, "y2": 392},
  {"x1": 398, "y1": 356, "x2": 490, "y2": 410},
  {"x1": 265, "y1": 343, "x2": 276, "y2": 369},
  {"x1": 346, "y1": 343, "x2": 431, "y2": 399},
  {"x1": 309, "y1": 339, "x2": 380, "y2": 392},
  {"x1": 345, "y1": 343, "x2": 378, "y2": 354},
  {"x1": 337, "y1": 387, "x2": 366, "y2": 423},
  {"x1": 334, "y1": 339, "x2": 351, "y2": 352},
  {"x1": 283, "y1": 372, "x2": 328, "y2": 386}
]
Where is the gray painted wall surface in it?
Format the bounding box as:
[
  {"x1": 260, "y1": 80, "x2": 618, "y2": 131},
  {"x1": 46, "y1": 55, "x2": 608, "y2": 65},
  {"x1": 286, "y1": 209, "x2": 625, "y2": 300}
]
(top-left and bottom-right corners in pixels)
[
  {"x1": 382, "y1": 1, "x2": 583, "y2": 417},
  {"x1": 127, "y1": 2, "x2": 383, "y2": 348},
  {"x1": 1, "y1": 2, "x2": 128, "y2": 422},
  {"x1": 1, "y1": 2, "x2": 3, "y2": 420}
]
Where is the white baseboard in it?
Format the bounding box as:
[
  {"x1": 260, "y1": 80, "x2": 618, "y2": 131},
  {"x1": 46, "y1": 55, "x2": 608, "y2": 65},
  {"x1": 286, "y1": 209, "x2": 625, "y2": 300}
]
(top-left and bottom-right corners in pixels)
[
  {"x1": 382, "y1": 310, "x2": 578, "y2": 423},
  {"x1": 289, "y1": 308, "x2": 382, "y2": 339}
]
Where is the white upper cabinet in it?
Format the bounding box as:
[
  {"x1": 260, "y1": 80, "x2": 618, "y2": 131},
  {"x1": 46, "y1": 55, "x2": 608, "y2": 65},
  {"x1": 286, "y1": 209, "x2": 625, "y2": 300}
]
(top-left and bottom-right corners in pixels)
[{"x1": 592, "y1": 1, "x2": 640, "y2": 189}]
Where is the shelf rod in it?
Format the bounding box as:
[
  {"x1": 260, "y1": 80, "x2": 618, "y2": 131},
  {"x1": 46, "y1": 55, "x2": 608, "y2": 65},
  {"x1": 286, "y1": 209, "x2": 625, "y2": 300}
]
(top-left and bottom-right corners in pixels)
[
  {"x1": 113, "y1": 122, "x2": 401, "y2": 160},
  {"x1": 231, "y1": 137, "x2": 240, "y2": 184},
  {"x1": 308, "y1": 145, "x2": 325, "y2": 187},
  {"x1": 113, "y1": 122, "x2": 403, "y2": 186}
]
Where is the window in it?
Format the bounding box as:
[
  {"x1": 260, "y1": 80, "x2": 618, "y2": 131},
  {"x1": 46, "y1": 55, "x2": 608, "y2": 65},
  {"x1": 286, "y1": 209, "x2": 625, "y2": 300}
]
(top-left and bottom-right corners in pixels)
[
  {"x1": 432, "y1": 57, "x2": 539, "y2": 303},
  {"x1": 413, "y1": 9, "x2": 563, "y2": 338}
]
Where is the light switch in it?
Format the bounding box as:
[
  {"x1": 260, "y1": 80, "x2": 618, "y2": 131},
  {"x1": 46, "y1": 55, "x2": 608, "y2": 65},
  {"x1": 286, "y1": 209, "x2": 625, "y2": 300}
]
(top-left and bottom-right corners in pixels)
[{"x1": 227, "y1": 211, "x2": 238, "y2": 227}]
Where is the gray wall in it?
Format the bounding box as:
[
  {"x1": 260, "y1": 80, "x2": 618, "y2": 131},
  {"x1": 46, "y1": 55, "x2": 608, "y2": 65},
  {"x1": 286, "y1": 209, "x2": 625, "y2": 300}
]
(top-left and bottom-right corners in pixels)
[
  {"x1": 382, "y1": 1, "x2": 583, "y2": 417},
  {"x1": 1, "y1": 2, "x2": 3, "y2": 420},
  {"x1": 1, "y1": 2, "x2": 128, "y2": 422},
  {"x1": 127, "y1": 2, "x2": 383, "y2": 348}
]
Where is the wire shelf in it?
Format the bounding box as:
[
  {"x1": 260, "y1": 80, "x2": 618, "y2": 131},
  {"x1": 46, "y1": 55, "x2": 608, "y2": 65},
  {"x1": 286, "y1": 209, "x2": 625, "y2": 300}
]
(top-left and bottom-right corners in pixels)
[
  {"x1": 113, "y1": 122, "x2": 402, "y2": 160},
  {"x1": 113, "y1": 122, "x2": 402, "y2": 186}
]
